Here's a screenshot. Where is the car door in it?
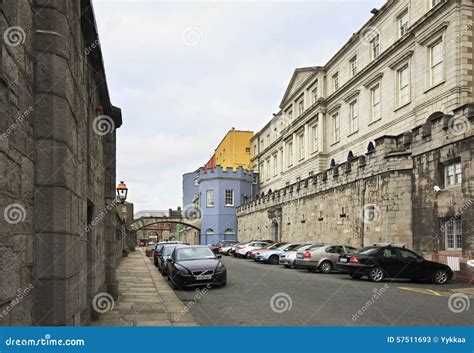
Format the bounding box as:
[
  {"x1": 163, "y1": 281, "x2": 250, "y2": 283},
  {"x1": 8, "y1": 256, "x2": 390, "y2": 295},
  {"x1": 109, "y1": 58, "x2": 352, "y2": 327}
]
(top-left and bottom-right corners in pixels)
[
  {"x1": 398, "y1": 249, "x2": 424, "y2": 279},
  {"x1": 375, "y1": 247, "x2": 403, "y2": 278},
  {"x1": 326, "y1": 246, "x2": 344, "y2": 264}
]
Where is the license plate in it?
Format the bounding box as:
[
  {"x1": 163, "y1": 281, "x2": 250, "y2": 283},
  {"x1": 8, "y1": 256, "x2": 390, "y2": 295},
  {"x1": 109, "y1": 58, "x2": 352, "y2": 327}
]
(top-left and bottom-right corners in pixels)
[
  {"x1": 340, "y1": 258, "x2": 348, "y2": 263},
  {"x1": 297, "y1": 254, "x2": 304, "y2": 259},
  {"x1": 196, "y1": 275, "x2": 212, "y2": 280}
]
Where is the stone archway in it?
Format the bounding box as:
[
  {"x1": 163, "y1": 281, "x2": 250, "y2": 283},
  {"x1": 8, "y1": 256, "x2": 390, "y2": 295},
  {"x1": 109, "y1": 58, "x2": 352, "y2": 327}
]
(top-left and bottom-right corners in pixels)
[
  {"x1": 268, "y1": 208, "x2": 282, "y2": 242},
  {"x1": 271, "y1": 220, "x2": 280, "y2": 242}
]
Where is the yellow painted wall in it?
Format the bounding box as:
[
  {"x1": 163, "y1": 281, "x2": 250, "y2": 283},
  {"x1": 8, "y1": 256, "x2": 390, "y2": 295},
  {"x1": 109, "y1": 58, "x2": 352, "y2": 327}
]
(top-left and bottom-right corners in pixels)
[{"x1": 215, "y1": 130, "x2": 253, "y2": 171}]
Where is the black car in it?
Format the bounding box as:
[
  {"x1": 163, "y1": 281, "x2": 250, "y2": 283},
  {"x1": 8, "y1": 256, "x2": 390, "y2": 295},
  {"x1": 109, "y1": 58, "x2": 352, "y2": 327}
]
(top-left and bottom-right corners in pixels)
[
  {"x1": 167, "y1": 245, "x2": 227, "y2": 289},
  {"x1": 336, "y1": 244, "x2": 453, "y2": 284},
  {"x1": 157, "y1": 244, "x2": 185, "y2": 275},
  {"x1": 153, "y1": 241, "x2": 187, "y2": 267}
]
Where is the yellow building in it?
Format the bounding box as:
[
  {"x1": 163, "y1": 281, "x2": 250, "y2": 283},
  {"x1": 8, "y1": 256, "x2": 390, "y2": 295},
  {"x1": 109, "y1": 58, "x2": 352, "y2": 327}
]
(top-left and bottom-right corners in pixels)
[{"x1": 214, "y1": 129, "x2": 253, "y2": 171}]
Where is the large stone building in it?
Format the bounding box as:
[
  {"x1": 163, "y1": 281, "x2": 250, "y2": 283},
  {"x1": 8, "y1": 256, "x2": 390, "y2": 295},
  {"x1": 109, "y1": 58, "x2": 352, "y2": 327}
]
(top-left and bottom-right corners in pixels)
[
  {"x1": 0, "y1": 1, "x2": 125, "y2": 325},
  {"x1": 237, "y1": 0, "x2": 473, "y2": 277}
]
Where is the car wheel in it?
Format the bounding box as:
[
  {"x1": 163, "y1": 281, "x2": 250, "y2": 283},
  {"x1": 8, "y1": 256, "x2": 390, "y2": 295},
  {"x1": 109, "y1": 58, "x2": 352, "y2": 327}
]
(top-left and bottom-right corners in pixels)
[
  {"x1": 245, "y1": 252, "x2": 250, "y2": 259},
  {"x1": 268, "y1": 255, "x2": 279, "y2": 265},
  {"x1": 284, "y1": 265, "x2": 291, "y2": 268},
  {"x1": 433, "y1": 269, "x2": 448, "y2": 284},
  {"x1": 350, "y1": 273, "x2": 363, "y2": 280},
  {"x1": 319, "y1": 261, "x2": 333, "y2": 274},
  {"x1": 368, "y1": 267, "x2": 384, "y2": 282},
  {"x1": 226, "y1": 250, "x2": 231, "y2": 256}
]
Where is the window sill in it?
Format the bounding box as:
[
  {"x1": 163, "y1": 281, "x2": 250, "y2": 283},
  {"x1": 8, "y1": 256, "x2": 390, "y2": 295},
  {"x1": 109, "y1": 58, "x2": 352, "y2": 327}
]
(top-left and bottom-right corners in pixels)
[
  {"x1": 310, "y1": 150, "x2": 319, "y2": 155},
  {"x1": 368, "y1": 117, "x2": 382, "y2": 126},
  {"x1": 224, "y1": 205, "x2": 235, "y2": 207},
  {"x1": 347, "y1": 130, "x2": 359, "y2": 138},
  {"x1": 330, "y1": 141, "x2": 340, "y2": 147},
  {"x1": 424, "y1": 80, "x2": 445, "y2": 94},
  {"x1": 298, "y1": 157, "x2": 305, "y2": 162},
  {"x1": 394, "y1": 101, "x2": 411, "y2": 112},
  {"x1": 443, "y1": 184, "x2": 462, "y2": 190},
  {"x1": 207, "y1": 205, "x2": 215, "y2": 208}
]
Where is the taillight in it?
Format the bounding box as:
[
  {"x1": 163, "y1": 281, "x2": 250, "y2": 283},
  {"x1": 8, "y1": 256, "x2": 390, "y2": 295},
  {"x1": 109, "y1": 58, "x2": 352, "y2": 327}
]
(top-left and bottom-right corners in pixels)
[
  {"x1": 349, "y1": 256, "x2": 360, "y2": 263},
  {"x1": 304, "y1": 251, "x2": 311, "y2": 259}
]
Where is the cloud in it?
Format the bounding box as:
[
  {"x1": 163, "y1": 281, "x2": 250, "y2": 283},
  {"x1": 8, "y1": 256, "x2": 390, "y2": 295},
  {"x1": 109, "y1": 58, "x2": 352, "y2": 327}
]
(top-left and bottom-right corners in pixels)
[{"x1": 93, "y1": 0, "x2": 386, "y2": 210}]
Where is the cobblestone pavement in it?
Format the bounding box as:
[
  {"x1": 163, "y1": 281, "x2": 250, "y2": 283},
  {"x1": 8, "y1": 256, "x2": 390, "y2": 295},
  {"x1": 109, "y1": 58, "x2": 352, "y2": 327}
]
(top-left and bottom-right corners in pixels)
[{"x1": 92, "y1": 249, "x2": 197, "y2": 326}]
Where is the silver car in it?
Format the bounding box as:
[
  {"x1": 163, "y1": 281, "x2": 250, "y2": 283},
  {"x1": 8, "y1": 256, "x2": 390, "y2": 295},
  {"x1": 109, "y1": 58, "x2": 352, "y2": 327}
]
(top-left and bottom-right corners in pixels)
[
  {"x1": 294, "y1": 244, "x2": 357, "y2": 273},
  {"x1": 279, "y1": 243, "x2": 323, "y2": 268},
  {"x1": 255, "y1": 243, "x2": 304, "y2": 264}
]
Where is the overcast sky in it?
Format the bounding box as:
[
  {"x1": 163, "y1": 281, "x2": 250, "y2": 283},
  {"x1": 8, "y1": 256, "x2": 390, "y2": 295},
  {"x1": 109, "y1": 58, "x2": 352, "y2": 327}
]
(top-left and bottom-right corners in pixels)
[{"x1": 93, "y1": 0, "x2": 385, "y2": 212}]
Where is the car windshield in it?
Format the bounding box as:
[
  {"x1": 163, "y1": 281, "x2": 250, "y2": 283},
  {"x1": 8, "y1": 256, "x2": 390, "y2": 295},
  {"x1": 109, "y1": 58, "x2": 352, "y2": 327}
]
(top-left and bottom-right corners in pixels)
[
  {"x1": 358, "y1": 247, "x2": 379, "y2": 255},
  {"x1": 163, "y1": 246, "x2": 178, "y2": 256},
  {"x1": 176, "y1": 247, "x2": 216, "y2": 261}
]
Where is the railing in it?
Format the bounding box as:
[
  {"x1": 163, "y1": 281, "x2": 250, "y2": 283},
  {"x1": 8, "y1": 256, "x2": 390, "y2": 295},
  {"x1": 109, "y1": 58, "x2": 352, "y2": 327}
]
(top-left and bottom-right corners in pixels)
[{"x1": 431, "y1": 254, "x2": 474, "y2": 284}]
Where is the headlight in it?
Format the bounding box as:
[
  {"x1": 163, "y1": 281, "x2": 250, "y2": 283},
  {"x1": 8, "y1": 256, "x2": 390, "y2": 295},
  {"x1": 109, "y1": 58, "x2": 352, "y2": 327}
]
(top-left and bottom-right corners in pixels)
[{"x1": 216, "y1": 262, "x2": 226, "y2": 273}]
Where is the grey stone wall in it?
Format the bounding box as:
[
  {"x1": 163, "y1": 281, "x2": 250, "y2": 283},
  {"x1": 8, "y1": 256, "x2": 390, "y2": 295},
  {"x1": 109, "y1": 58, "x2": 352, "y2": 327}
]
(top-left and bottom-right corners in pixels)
[
  {"x1": 0, "y1": 0, "x2": 123, "y2": 326},
  {"x1": 238, "y1": 105, "x2": 473, "y2": 266}
]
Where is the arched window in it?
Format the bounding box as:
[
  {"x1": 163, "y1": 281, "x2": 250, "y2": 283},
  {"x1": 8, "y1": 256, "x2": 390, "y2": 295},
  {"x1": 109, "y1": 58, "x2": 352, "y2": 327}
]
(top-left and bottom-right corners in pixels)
[
  {"x1": 367, "y1": 141, "x2": 375, "y2": 153},
  {"x1": 347, "y1": 151, "x2": 354, "y2": 161},
  {"x1": 205, "y1": 229, "x2": 214, "y2": 235},
  {"x1": 224, "y1": 228, "x2": 235, "y2": 235},
  {"x1": 330, "y1": 159, "x2": 336, "y2": 168}
]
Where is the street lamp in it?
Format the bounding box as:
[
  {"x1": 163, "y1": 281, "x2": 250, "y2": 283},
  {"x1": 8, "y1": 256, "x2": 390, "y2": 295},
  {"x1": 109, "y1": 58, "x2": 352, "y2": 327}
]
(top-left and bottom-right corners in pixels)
[{"x1": 116, "y1": 181, "x2": 128, "y2": 203}]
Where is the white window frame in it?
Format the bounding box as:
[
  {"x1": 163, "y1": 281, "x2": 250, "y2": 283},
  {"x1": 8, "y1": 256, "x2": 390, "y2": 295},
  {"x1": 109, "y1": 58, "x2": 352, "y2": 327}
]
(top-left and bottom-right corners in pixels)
[
  {"x1": 445, "y1": 219, "x2": 462, "y2": 251},
  {"x1": 371, "y1": 34, "x2": 380, "y2": 60},
  {"x1": 349, "y1": 55, "x2": 358, "y2": 77},
  {"x1": 398, "y1": 64, "x2": 410, "y2": 106},
  {"x1": 311, "y1": 85, "x2": 318, "y2": 104},
  {"x1": 430, "y1": 39, "x2": 444, "y2": 86},
  {"x1": 398, "y1": 9, "x2": 409, "y2": 37},
  {"x1": 273, "y1": 154, "x2": 278, "y2": 177},
  {"x1": 332, "y1": 113, "x2": 340, "y2": 143},
  {"x1": 444, "y1": 162, "x2": 462, "y2": 187},
  {"x1": 266, "y1": 159, "x2": 270, "y2": 180},
  {"x1": 311, "y1": 123, "x2": 319, "y2": 153},
  {"x1": 287, "y1": 141, "x2": 294, "y2": 167},
  {"x1": 297, "y1": 132, "x2": 305, "y2": 160},
  {"x1": 371, "y1": 84, "x2": 381, "y2": 122},
  {"x1": 298, "y1": 98, "x2": 304, "y2": 116},
  {"x1": 225, "y1": 189, "x2": 234, "y2": 207},
  {"x1": 332, "y1": 72, "x2": 339, "y2": 92},
  {"x1": 349, "y1": 99, "x2": 359, "y2": 134},
  {"x1": 206, "y1": 190, "x2": 214, "y2": 207}
]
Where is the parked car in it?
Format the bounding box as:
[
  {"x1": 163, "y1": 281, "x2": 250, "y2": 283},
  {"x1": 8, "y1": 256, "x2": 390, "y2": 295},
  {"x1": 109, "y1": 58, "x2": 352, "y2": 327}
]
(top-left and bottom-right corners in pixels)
[
  {"x1": 153, "y1": 241, "x2": 185, "y2": 267},
  {"x1": 249, "y1": 242, "x2": 287, "y2": 259},
  {"x1": 156, "y1": 243, "x2": 189, "y2": 274},
  {"x1": 138, "y1": 238, "x2": 148, "y2": 247},
  {"x1": 235, "y1": 241, "x2": 272, "y2": 258},
  {"x1": 228, "y1": 241, "x2": 249, "y2": 256},
  {"x1": 167, "y1": 245, "x2": 227, "y2": 289},
  {"x1": 255, "y1": 243, "x2": 304, "y2": 264},
  {"x1": 210, "y1": 240, "x2": 238, "y2": 254},
  {"x1": 220, "y1": 243, "x2": 238, "y2": 256},
  {"x1": 336, "y1": 244, "x2": 453, "y2": 284},
  {"x1": 279, "y1": 243, "x2": 320, "y2": 268},
  {"x1": 294, "y1": 244, "x2": 357, "y2": 273}
]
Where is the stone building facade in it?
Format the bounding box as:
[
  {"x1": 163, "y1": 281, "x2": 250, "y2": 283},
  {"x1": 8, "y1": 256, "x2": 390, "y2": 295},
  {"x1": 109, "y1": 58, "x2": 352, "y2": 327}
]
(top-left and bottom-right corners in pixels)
[
  {"x1": 237, "y1": 0, "x2": 473, "y2": 276},
  {"x1": 0, "y1": 0, "x2": 124, "y2": 325}
]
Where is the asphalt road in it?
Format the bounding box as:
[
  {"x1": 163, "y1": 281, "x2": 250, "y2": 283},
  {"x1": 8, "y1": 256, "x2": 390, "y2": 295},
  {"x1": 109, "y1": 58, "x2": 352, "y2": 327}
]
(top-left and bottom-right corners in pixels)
[{"x1": 173, "y1": 256, "x2": 473, "y2": 326}]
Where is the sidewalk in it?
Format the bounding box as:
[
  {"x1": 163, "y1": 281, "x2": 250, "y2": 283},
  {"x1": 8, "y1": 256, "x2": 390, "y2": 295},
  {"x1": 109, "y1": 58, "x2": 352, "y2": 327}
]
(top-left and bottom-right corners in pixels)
[{"x1": 92, "y1": 249, "x2": 197, "y2": 326}]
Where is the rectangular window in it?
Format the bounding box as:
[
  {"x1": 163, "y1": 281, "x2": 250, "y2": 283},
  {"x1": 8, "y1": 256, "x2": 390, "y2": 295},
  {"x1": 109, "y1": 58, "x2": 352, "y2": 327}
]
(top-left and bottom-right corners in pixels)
[
  {"x1": 332, "y1": 72, "x2": 339, "y2": 91},
  {"x1": 371, "y1": 34, "x2": 380, "y2": 60},
  {"x1": 445, "y1": 219, "x2": 462, "y2": 250},
  {"x1": 225, "y1": 190, "x2": 234, "y2": 206},
  {"x1": 260, "y1": 138, "x2": 264, "y2": 150},
  {"x1": 298, "y1": 133, "x2": 305, "y2": 160},
  {"x1": 398, "y1": 64, "x2": 410, "y2": 106},
  {"x1": 332, "y1": 113, "x2": 340, "y2": 143},
  {"x1": 311, "y1": 85, "x2": 318, "y2": 104},
  {"x1": 444, "y1": 162, "x2": 462, "y2": 187},
  {"x1": 287, "y1": 141, "x2": 293, "y2": 167},
  {"x1": 245, "y1": 147, "x2": 251, "y2": 154},
  {"x1": 349, "y1": 56, "x2": 358, "y2": 77},
  {"x1": 206, "y1": 190, "x2": 214, "y2": 207},
  {"x1": 298, "y1": 99, "x2": 304, "y2": 116},
  {"x1": 430, "y1": 40, "x2": 444, "y2": 86},
  {"x1": 371, "y1": 84, "x2": 381, "y2": 122},
  {"x1": 349, "y1": 100, "x2": 358, "y2": 133},
  {"x1": 266, "y1": 159, "x2": 270, "y2": 180},
  {"x1": 273, "y1": 154, "x2": 278, "y2": 176},
  {"x1": 398, "y1": 10, "x2": 409, "y2": 37},
  {"x1": 311, "y1": 124, "x2": 319, "y2": 153},
  {"x1": 286, "y1": 109, "x2": 293, "y2": 124}
]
